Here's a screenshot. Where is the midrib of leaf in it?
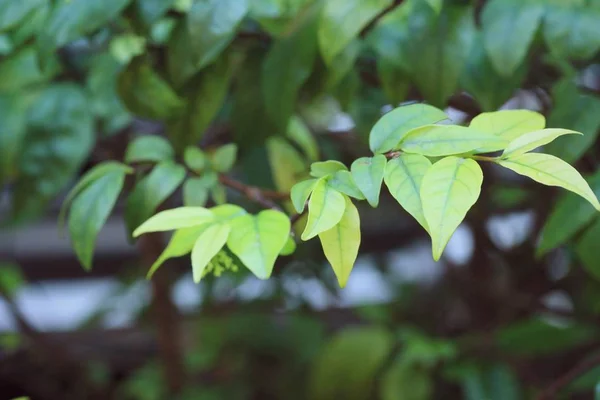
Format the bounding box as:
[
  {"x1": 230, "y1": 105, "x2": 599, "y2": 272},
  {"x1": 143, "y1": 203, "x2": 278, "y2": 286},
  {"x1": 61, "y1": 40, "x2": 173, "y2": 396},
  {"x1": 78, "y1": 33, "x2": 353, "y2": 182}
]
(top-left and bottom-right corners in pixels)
[
  {"x1": 396, "y1": 159, "x2": 421, "y2": 201},
  {"x1": 503, "y1": 158, "x2": 573, "y2": 187},
  {"x1": 253, "y1": 217, "x2": 266, "y2": 269},
  {"x1": 436, "y1": 160, "x2": 461, "y2": 256}
]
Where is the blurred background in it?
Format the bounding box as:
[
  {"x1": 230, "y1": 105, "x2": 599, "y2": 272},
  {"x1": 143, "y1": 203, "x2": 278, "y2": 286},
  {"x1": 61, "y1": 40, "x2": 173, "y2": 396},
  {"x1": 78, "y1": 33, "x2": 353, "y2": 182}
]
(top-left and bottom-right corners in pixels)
[{"x1": 2, "y1": 0, "x2": 600, "y2": 399}]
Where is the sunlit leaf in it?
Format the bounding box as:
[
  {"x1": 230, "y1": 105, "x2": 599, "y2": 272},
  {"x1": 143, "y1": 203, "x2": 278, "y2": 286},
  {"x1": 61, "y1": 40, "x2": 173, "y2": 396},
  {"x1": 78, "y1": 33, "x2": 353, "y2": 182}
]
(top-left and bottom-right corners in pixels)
[
  {"x1": 191, "y1": 223, "x2": 230, "y2": 283},
  {"x1": 350, "y1": 155, "x2": 386, "y2": 207},
  {"x1": 502, "y1": 129, "x2": 581, "y2": 158},
  {"x1": 280, "y1": 235, "x2": 297, "y2": 256},
  {"x1": 421, "y1": 157, "x2": 483, "y2": 261},
  {"x1": 469, "y1": 110, "x2": 546, "y2": 141},
  {"x1": 498, "y1": 153, "x2": 600, "y2": 211},
  {"x1": 369, "y1": 103, "x2": 447, "y2": 154},
  {"x1": 227, "y1": 210, "x2": 291, "y2": 279},
  {"x1": 318, "y1": 196, "x2": 360, "y2": 287},
  {"x1": 310, "y1": 160, "x2": 348, "y2": 178},
  {"x1": 133, "y1": 207, "x2": 214, "y2": 237},
  {"x1": 291, "y1": 179, "x2": 318, "y2": 213},
  {"x1": 327, "y1": 170, "x2": 365, "y2": 200},
  {"x1": 125, "y1": 135, "x2": 174, "y2": 164},
  {"x1": 302, "y1": 179, "x2": 346, "y2": 240},
  {"x1": 384, "y1": 154, "x2": 431, "y2": 231}
]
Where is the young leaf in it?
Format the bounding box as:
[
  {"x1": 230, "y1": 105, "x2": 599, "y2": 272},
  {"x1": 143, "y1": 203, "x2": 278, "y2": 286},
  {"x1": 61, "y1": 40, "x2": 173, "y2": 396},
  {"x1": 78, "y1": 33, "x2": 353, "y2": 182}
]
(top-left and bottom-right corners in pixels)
[
  {"x1": 291, "y1": 179, "x2": 318, "y2": 213},
  {"x1": 328, "y1": 170, "x2": 365, "y2": 200},
  {"x1": 350, "y1": 155, "x2": 387, "y2": 207},
  {"x1": 210, "y1": 143, "x2": 238, "y2": 172},
  {"x1": 369, "y1": 103, "x2": 448, "y2": 154},
  {"x1": 68, "y1": 170, "x2": 126, "y2": 270},
  {"x1": 280, "y1": 236, "x2": 297, "y2": 256},
  {"x1": 399, "y1": 125, "x2": 509, "y2": 157},
  {"x1": 125, "y1": 162, "x2": 187, "y2": 236},
  {"x1": 125, "y1": 135, "x2": 174, "y2": 164},
  {"x1": 502, "y1": 129, "x2": 581, "y2": 158},
  {"x1": 147, "y1": 224, "x2": 211, "y2": 278},
  {"x1": 498, "y1": 153, "x2": 600, "y2": 211},
  {"x1": 227, "y1": 210, "x2": 291, "y2": 279},
  {"x1": 302, "y1": 179, "x2": 346, "y2": 240},
  {"x1": 191, "y1": 223, "x2": 231, "y2": 283},
  {"x1": 469, "y1": 110, "x2": 546, "y2": 140},
  {"x1": 319, "y1": 196, "x2": 361, "y2": 287},
  {"x1": 421, "y1": 157, "x2": 483, "y2": 261},
  {"x1": 318, "y1": 0, "x2": 392, "y2": 65},
  {"x1": 133, "y1": 207, "x2": 214, "y2": 237},
  {"x1": 481, "y1": 0, "x2": 544, "y2": 77},
  {"x1": 310, "y1": 160, "x2": 348, "y2": 178},
  {"x1": 184, "y1": 146, "x2": 207, "y2": 173},
  {"x1": 384, "y1": 154, "x2": 432, "y2": 231}
]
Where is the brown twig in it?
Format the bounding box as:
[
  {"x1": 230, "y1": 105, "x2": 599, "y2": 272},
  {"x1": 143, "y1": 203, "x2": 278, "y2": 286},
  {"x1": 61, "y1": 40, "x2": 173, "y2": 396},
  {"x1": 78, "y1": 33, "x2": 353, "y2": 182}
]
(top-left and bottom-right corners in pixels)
[
  {"x1": 360, "y1": 0, "x2": 405, "y2": 37},
  {"x1": 218, "y1": 174, "x2": 289, "y2": 210},
  {"x1": 536, "y1": 352, "x2": 600, "y2": 399}
]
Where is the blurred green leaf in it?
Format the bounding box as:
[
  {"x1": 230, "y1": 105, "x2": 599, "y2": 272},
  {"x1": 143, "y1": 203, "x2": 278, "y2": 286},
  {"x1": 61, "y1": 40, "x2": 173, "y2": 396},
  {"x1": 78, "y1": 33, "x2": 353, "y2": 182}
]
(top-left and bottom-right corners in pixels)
[
  {"x1": 110, "y1": 34, "x2": 146, "y2": 64},
  {"x1": 125, "y1": 162, "x2": 186, "y2": 236},
  {"x1": 286, "y1": 116, "x2": 319, "y2": 162},
  {"x1": 184, "y1": 147, "x2": 207, "y2": 173},
  {"x1": 133, "y1": 0, "x2": 175, "y2": 26},
  {"x1": 325, "y1": 39, "x2": 361, "y2": 89},
  {"x1": 267, "y1": 137, "x2": 307, "y2": 192},
  {"x1": 9, "y1": 2, "x2": 48, "y2": 47},
  {"x1": 0, "y1": 94, "x2": 27, "y2": 184},
  {"x1": 576, "y1": 219, "x2": 600, "y2": 281},
  {"x1": 0, "y1": 0, "x2": 44, "y2": 31},
  {"x1": 249, "y1": 0, "x2": 314, "y2": 37},
  {"x1": 309, "y1": 327, "x2": 394, "y2": 400},
  {"x1": 183, "y1": 175, "x2": 216, "y2": 207},
  {"x1": 125, "y1": 136, "x2": 174, "y2": 164},
  {"x1": 0, "y1": 263, "x2": 25, "y2": 297},
  {"x1": 211, "y1": 143, "x2": 238, "y2": 172},
  {"x1": 481, "y1": 0, "x2": 543, "y2": 77},
  {"x1": 280, "y1": 235, "x2": 296, "y2": 256},
  {"x1": 377, "y1": 58, "x2": 410, "y2": 106},
  {"x1": 68, "y1": 169, "x2": 127, "y2": 270},
  {"x1": 0, "y1": 34, "x2": 11, "y2": 55},
  {"x1": 380, "y1": 359, "x2": 432, "y2": 400},
  {"x1": 0, "y1": 47, "x2": 56, "y2": 92},
  {"x1": 118, "y1": 57, "x2": 184, "y2": 120},
  {"x1": 365, "y1": 1, "x2": 412, "y2": 71},
  {"x1": 350, "y1": 155, "x2": 386, "y2": 207},
  {"x1": 12, "y1": 84, "x2": 94, "y2": 223}
]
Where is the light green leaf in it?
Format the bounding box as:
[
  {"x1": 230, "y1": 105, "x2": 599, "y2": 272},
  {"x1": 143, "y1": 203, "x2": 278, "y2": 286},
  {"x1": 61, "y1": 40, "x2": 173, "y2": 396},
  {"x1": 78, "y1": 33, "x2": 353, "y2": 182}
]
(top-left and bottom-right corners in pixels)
[
  {"x1": 287, "y1": 116, "x2": 319, "y2": 162},
  {"x1": 227, "y1": 210, "x2": 291, "y2": 279},
  {"x1": 399, "y1": 125, "x2": 509, "y2": 157},
  {"x1": 211, "y1": 143, "x2": 238, "y2": 172},
  {"x1": 302, "y1": 179, "x2": 346, "y2": 240},
  {"x1": 187, "y1": 0, "x2": 248, "y2": 70},
  {"x1": 125, "y1": 162, "x2": 186, "y2": 236},
  {"x1": 183, "y1": 175, "x2": 217, "y2": 207},
  {"x1": 192, "y1": 223, "x2": 230, "y2": 283},
  {"x1": 327, "y1": 170, "x2": 365, "y2": 200},
  {"x1": 310, "y1": 160, "x2": 348, "y2": 178},
  {"x1": 125, "y1": 135, "x2": 174, "y2": 164},
  {"x1": 469, "y1": 110, "x2": 546, "y2": 141},
  {"x1": 502, "y1": 129, "x2": 581, "y2": 158},
  {"x1": 498, "y1": 153, "x2": 600, "y2": 211},
  {"x1": 384, "y1": 154, "x2": 432, "y2": 231},
  {"x1": 267, "y1": 136, "x2": 307, "y2": 193},
  {"x1": 481, "y1": 0, "x2": 543, "y2": 77},
  {"x1": 183, "y1": 147, "x2": 207, "y2": 173},
  {"x1": 68, "y1": 170, "x2": 126, "y2": 270},
  {"x1": 59, "y1": 162, "x2": 132, "y2": 230},
  {"x1": 318, "y1": 0, "x2": 392, "y2": 65},
  {"x1": 538, "y1": 170, "x2": 600, "y2": 256},
  {"x1": 380, "y1": 358, "x2": 432, "y2": 400},
  {"x1": 110, "y1": 34, "x2": 146, "y2": 64},
  {"x1": 210, "y1": 204, "x2": 247, "y2": 221},
  {"x1": 291, "y1": 179, "x2": 318, "y2": 213},
  {"x1": 210, "y1": 183, "x2": 227, "y2": 205},
  {"x1": 133, "y1": 207, "x2": 214, "y2": 237},
  {"x1": 147, "y1": 224, "x2": 211, "y2": 278},
  {"x1": 576, "y1": 219, "x2": 600, "y2": 281},
  {"x1": 350, "y1": 155, "x2": 386, "y2": 207},
  {"x1": 319, "y1": 196, "x2": 360, "y2": 287},
  {"x1": 280, "y1": 235, "x2": 297, "y2": 256},
  {"x1": 421, "y1": 157, "x2": 483, "y2": 261},
  {"x1": 369, "y1": 103, "x2": 448, "y2": 154}
]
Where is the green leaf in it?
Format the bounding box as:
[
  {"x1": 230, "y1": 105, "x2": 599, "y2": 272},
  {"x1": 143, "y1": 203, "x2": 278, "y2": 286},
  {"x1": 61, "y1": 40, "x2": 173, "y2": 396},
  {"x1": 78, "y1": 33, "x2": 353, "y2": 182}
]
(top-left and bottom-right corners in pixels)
[
  {"x1": 118, "y1": 57, "x2": 184, "y2": 120},
  {"x1": 319, "y1": 196, "x2": 360, "y2": 287},
  {"x1": 543, "y1": 1, "x2": 600, "y2": 60},
  {"x1": 369, "y1": 103, "x2": 448, "y2": 154},
  {"x1": 0, "y1": 47, "x2": 55, "y2": 92},
  {"x1": 498, "y1": 153, "x2": 600, "y2": 211},
  {"x1": 125, "y1": 135, "x2": 174, "y2": 164},
  {"x1": 227, "y1": 210, "x2": 291, "y2": 279},
  {"x1": 12, "y1": 84, "x2": 94, "y2": 223},
  {"x1": 423, "y1": 0, "x2": 442, "y2": 13},
  {"x1": 384, "y1": 154, "x2": 432, "y2": 231},
  {"x1": 377, "y1": 58, "x2": 410, "y2": 106},
  {"x1": 59, "y1": 162, "x2": 132, "y2": 230},
  {"x1": 267, "y1": 136, "x2": 307, "y2": 193},
  {"x1": 406, "y1": 3, "x2": 475, "y2": 107},
  {"x1": 110, "y1": 34, "x2": 146, "y2": 65},
  {"x1": 302, "y1": 179, "x2": 346, "y2": 240},
  {"x1": 318, "y1": 0, "x2": 392, "y2": 65},
  {"x1": 187, "y1": 0, "x2": 248, "y2": 70},
  {"x1": 38, "y1": 0, "x2": 131, "y2": 61},
  {"x1": 68, "y1": 170, "x2": 126, "y2": 270},
  {"x1": 210, "y1": 144, "x2": 238, "y2": 173},
  {"x1": 421, "y1": 157, "x2": 483, "y2": 261},
  {"x1": 399, "y1": 125, "x2": 509, "y2": 157},
  {"x1": 310, "y1": 160, "x2": 348, "y2": 178},
  {"x1": 211, "y1": 183, "x2": 226, "y2": 205},
  {"x1": 325, "y1": 39, "x2": 362, "y2": 90},
  {"x1": 309, "y1": 327, "x2": 394, "y2": 400},
  {"x1": 287, "y1": 116, "x2": 319, "y2": 162},
  {"x1": 280, "y1": 235, "x2": 296, "y2": 256},
  {"x1": 291, "y1": 179, "x2": 318, "y2": 213},
  {"x1": 133, "y1": 207, "x2": 214, "y2": 237},
  {"x1": 481, "y1": 0, "x2": 543, "y2": 77},
  {"x1": 380, "y1": 358, "x2": 433, "y2": 400},
  {"x1": 0, "y1": 0, "x2": 44, "y2": 31},
  {"x1": 0, "y1": 263, "x2": 25, "y2": 298},
  {"x1": 365, "y1": 1, "x2": 412, "y2": 71},
  {"x1": 183, "y1": 175, "x2": 216, "y2": 207},
  {"x1": 502, "y1": 129, "x2": 581, "y2": 158},
  {"x1": 350, "y1": 155, "x2": 386, "y2": 207},
  {"x1": 538, "y1": 171, "x2": 600, "y2": 255},
  {"x1": 9, "y1": 2, "x2": 48, "y2": 47},
  {"x1": 576, "y1": 219, "x2": 600, "y2": 281},
  {"x1": 210, "y1": 204, "x2": 247, "y2": 221},
  {"x1": 263, "y1": 3, "x2": 319, "y2": 130},
  {"x1": 327, "y1": 170, "x2": 365, "y2": 200},
  {"x1": 133, "y1": 0, "x2": 175, "y2": 26},
  {"x1": 125, "y1": 162, "x2": 186, "y2": 236},
  {"x1": 469, "y1": 109, "x2": 546, "y2": 141},
  {"x1": 0, "y1": 94, "x2": 27, "y2": 184},
  {"x1": 183, "y1": 147, "x2": 207, "y2": 173},
  {"x1": 191, "y1": 223, "x2": 231, "y2": 283}
]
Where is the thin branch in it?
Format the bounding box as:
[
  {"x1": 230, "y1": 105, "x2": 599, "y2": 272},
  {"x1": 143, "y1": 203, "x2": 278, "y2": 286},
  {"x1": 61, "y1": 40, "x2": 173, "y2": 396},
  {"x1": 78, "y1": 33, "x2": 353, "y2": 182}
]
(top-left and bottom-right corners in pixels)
[
  {"x1": 536, "y1": 352, "x2": 600, "y2": 400},
  {"x1": 218, "y1": 174, "x2": 288, "y2": 210},
  {"x1": 360, "y1": 0, "x2": 405, "y2": 37}
]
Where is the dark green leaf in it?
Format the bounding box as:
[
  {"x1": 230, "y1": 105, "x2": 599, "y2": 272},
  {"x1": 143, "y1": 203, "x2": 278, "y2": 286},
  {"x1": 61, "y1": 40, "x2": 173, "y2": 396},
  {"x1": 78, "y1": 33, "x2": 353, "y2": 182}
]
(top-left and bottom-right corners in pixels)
[
  {"x1": 0, "y1": 263, "x2": 25, "y2": 298},
  {"x1": 325, "y1": 39, "x2": 361, "y2": 89},
  {"x1": 133, "y1": 0, "x2": 175, "y2": 27},
  {"x1": 68, "y1": 170, "x2": 126, "y2": 270},
  {"x1": 576, "y1": 219, "x2": 600, "y2": 281},
  {"x1": 378, "y1": 58, "x2": 410, "y2": 106},
  {"x1": 12, "y1": 84, "x2": 94, "y2": 223},
  {"x1": 125, "y1": 162, "x2": 186, "y2": 236},
  {"x1": 0, "y1": 0, "x2": 44, "y2": 31},
  {"x1": 365, "y1": 1, "x2": 412, "y2": 71},
  {"x1": 9, "y1": 2, "x2": 48, "y2": 47},
  {"x1": 0, "y1": 47, "x2": 56, "y2": 92},
  {"x1": 380, "y1": 358, "x2": 432, "y2": 400},
  {"x1": 125, "y1": 136, "x2": 174, "y2": 164},
  {"x1": 286, "y1": 116, "x2": 319, "y2": 162},
  {"x1": 0, "y1": 94, "x2": 27, "y2": 184}
]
